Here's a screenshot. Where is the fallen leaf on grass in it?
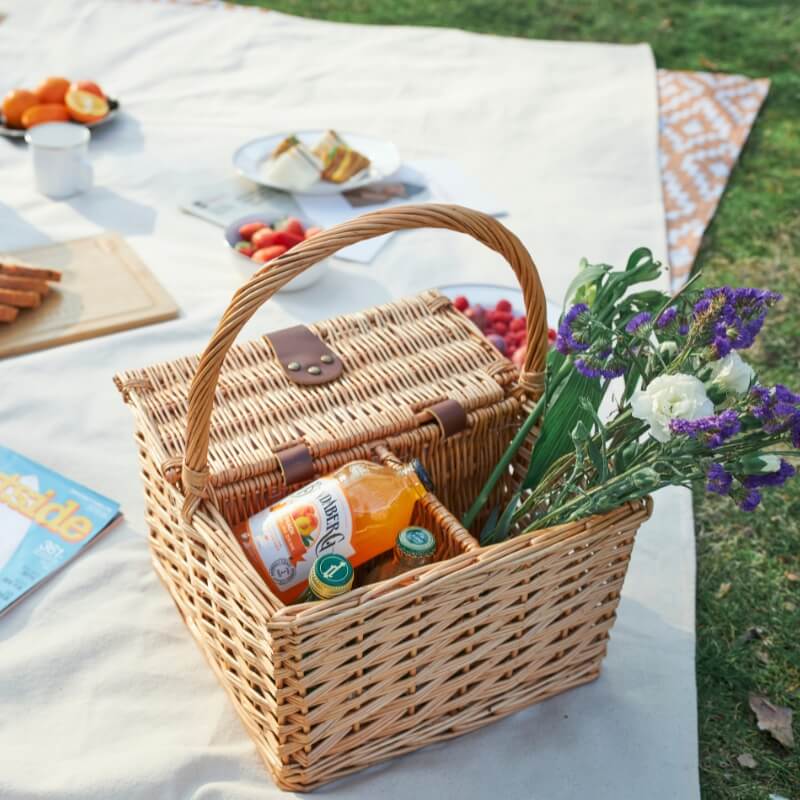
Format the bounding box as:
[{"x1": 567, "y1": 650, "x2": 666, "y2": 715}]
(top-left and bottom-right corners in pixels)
[
  {"x1": 737, "y1": 626, "x2": 766, "y2": 645},
  {"x1": 657, "y1": 17, "x2": 673, "y2": 31},
  {"x1": 736, "y1": 753, "x2": 757, "y2": 769},
  {"x1": 749, "y1": 694, "x2": 795, "y2": 749},
  {"x1": 785, "y1": 571, "x2": 799, "y2": 582},
  {"x1": 783, "y1": 601, "x2": 796, "y2": 612},
  {"x1": 716, "y1": 582, "x2": 732, "y2": 599},
  {"x1": 756, "y1": 650, "x2": 771, "y2": 665},
  {"x1": 700, "y1": 55, "x2": 719, "y2": 70}
]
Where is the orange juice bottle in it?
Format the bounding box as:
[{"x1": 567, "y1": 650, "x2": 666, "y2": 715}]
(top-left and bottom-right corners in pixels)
[{"x1": 234, "y1": 459, "x2": 433, "y2": 603}]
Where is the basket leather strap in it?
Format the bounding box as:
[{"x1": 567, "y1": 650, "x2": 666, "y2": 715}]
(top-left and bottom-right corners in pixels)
[
  {"x1": 265, "y1": 325, "x2": 343, "y2": 386},
  {"x1": 276, "y1": 443, "x2": 315, "y2": 486},
  {"x1": 425, "y1": 399, "x2": 467, "y2": 438}
]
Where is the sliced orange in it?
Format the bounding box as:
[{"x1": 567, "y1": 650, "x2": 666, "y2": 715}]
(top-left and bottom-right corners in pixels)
[
  {"x1": 65, "y1": 88, "x2": 109, "y2": 124},
  {"x1": 71, "y1": 80, "x2": 105, "y2": 100},
  {"x1": 2, "y1": 89, "x2": 38, "y2": 128},
  {"x1": 21, "y1": 103, "x2": 71, "y2": 129}
]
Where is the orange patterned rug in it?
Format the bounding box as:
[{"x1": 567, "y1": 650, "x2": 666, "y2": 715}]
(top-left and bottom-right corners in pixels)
[{"x1": 658, "y1": 69, "x2": 770, "y2": 290}]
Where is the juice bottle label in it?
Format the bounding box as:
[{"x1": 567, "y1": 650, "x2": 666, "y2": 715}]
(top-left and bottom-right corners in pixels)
[{"x1": 251, "y1": 478, "x2": 354, "y2": 592}]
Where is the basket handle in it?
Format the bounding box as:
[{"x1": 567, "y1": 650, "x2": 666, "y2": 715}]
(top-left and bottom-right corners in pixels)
[{"x1": 181, "y1": 203, "x2": 548, "y2": 517}]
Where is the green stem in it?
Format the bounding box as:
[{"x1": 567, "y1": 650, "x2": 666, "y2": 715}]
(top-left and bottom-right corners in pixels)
[{"x1": 461, "y1": 359, "x2": 573, "y2": 530}]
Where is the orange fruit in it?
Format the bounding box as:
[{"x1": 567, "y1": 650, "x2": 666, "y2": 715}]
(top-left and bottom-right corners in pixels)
[
  {"x1": 64, "y1": 88, "x2": 109, "y2": 123},
  {"x1": 35, "y1": 77, "x2": 71, "y2": 104},
  {"x1": 1, "y1": 89, "x2": 38, "y2": 128},
  {"x1": 21, "y1": 104, "x2": 71, "y2": 129},
  {"x1": 71, "y1": 80, "x2": 105, "y2": 99}
]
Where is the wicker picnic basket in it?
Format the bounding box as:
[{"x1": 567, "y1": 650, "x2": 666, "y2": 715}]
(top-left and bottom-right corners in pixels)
[{"x1": 115, "y1": 204, "x2": 652, "y2": 791}]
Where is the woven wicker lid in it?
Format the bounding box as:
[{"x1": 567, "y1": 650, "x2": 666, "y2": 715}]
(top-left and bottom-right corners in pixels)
[
  {"x1": 115, "y1": 204, "x2": 548, "y2": 518},
  {"x1": 116, "y1": 290, "x2": 517, "y2": 486}
]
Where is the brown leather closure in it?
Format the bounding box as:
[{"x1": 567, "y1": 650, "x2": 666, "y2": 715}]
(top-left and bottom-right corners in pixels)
[
  {"x1": 422, "y1": 398, "x2": 468, "y2": 439},
  {"x1": 265, "y1": 324, "x2": 343, "y2": 386},
  {"x1": 275, "y1": 443, "x2": 315, "y2": 486}
]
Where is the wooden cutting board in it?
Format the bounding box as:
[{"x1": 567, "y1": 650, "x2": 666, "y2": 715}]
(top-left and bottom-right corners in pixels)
[{"x1": 0, "y1": 233, "x2": 178, "y2": 359}]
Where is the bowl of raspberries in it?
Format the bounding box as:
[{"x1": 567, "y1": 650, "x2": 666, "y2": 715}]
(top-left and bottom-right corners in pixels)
[{"x1": 442, "y1": 284, "x2": 558, "y2": 368}]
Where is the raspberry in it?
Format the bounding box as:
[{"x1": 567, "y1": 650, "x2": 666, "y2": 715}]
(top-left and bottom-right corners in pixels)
[
  {"x1": 547, "y1": 327, "x2": 557, "y2": 343},
  {"x1": 453, "y1": 295, "x2": 469, "y2": 312},
  {"x1": 509, "y1": 316, "x2": 526, "y2": 332},
  {"x1": 495, "y1": 299, "x2": 513, "y2": 312},
  {"x1": 493, "y1": 321, "x2": 508, "y2": 335}
]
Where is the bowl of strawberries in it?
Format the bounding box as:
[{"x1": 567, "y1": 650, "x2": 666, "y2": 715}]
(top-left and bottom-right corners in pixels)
[{"x1": 225, "y1": 214, "x2": 327, "y2": 292}]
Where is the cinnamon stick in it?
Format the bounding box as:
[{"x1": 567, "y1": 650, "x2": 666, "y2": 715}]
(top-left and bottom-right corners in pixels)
[
  {"x1": 0, "y1": 262, "x2": 62, "y2": 282},
  {"x1": 0, "y1": 288, "x2": 41, "y2": 308},
  {"x1": 0, "y1": 304, "x2": 19, "y2": 323},
  {"x1": 0, "y1": 275, "x2": 50, "y2": 295}
]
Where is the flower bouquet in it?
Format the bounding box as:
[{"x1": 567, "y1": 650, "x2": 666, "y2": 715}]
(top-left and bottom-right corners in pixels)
[{"x1": 465, "y1": 249, "x2": 798, "y2": 542}]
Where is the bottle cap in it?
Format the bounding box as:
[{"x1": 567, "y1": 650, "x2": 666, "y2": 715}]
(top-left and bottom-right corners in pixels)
[
  {"x1": 396, "y1": 526, "x2": 436, "y2": 558},
  {"x1": 410, "y1": 459, "x2": 435, "y2": 493},
  {"x1": 307, "y1": 554, "x2": 354, "y2": 600}
]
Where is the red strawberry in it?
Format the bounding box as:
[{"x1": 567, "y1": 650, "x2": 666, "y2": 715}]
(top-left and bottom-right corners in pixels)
[
  {"x1": 509, "y1": 316, "x2": 526, "y2": 332},
  {"x1": 251, "y1": 244, "x2": 288, "y2": 263},
  {"x1": 273, "y1": 230, "x2": 304, "y2": 249},
  {"x1": 548, "y1": 327, "x2": 557, "y2": 344},
  {"x1": 511, "y1": 346, "x2": 526, "y2": 368},
  {"x1": 276, "y1": 217, "x2": 305, "y2": 238},
  {"x1": 496, "y1": 298, "x2": 513, "y2": 312},
  {"x1": 304, "y1": 226, "x2": 323, "y2": 238},
  {"x1": 453, "y1": 295, "x2": 469, "y2": 312},
  {"x1": 238, "y1": 221, "x2": 266, "y2": 241},
  {"x1": 234, "y1": 241, "x2": 255, "y2": 257},
  {"x1": 252, "y1": 227, "x2": 281, "y2": 249}
]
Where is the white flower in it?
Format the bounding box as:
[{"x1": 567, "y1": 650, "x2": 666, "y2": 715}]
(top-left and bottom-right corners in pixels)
[
  {"x1": 708, "y1": 352, "x2": 755, "y2": 394},
  {"x1": 759, "y1": 455, "x2": 782, "y2": 473},
  {"x1": 659, "y1": 340, "x2": 678, "y2": 357},
  {"x1": 631, "y1": 373, "x2": 714, "y2": 443}
]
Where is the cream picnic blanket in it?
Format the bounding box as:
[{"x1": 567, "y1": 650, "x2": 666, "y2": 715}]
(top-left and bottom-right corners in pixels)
[{"x1": 0, "y1": 1, "x2": 698, "y2": 797}]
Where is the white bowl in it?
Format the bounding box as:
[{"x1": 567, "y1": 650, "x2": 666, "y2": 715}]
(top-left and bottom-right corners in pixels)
[{"x1": 224, "y1": 213, "x2": 328, "y2": 292}]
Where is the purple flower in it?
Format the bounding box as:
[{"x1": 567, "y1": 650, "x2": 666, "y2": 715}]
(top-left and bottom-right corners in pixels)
[
  {"x1": 749, "y1": 384, "x2": 800, "y2": 447},
  {"x1": 740, "y1": 488, "x2": 762, "y2": 512},
  {"x1": 625, "y1": 311, "x2": 652, "y2": 334},
  {"x1": 706, "y1": 463, "x2": 733, "y2": 495},
  {"x1": 556, "y1": 303, "x2": 591, "y2": 355},
  {"x1": 742, "y1": 459, "x2": 796, "y2": 489},
  {"x1": 656, "y1": 307, "x2": 678, "y2": 329},
  {"x1": 692, "y1": 286, "x2": 781, "y2": 358},
  {"x1": 669, "y1": 409, "x2": 741, "y2": 447},
  {"x1": 574, "y1": 357, "x2": 625, "y2": 380}
]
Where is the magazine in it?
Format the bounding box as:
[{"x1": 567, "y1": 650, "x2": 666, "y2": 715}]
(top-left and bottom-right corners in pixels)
[{"x1": 0, "y1": 446, "x2": 121, "y2": 617}]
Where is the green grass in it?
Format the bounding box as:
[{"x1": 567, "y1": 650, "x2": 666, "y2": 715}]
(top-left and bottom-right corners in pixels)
[{"x1": 235, "y1": 2, "x2": 800, "y2": 796}]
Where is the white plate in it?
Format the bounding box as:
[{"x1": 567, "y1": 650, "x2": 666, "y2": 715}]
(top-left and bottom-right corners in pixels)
[
  {"x1": 232, "y1": 130, "x2": 401, "y2": 195},
  {"x1": 0, "y1": 97, "x2": 120, "y2": 139},
  {"x1": 438, "y1": 282, "x2": 562, "y2": 328}
]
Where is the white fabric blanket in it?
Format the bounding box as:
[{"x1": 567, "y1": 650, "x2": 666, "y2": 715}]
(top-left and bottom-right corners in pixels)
[{"x1": 0, "y1": 1, "x2": 699, "y2": 797}]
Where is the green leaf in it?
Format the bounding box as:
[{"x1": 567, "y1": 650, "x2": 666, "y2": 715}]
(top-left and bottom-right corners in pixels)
[
  {"x1": 523, "y1": 369, "x2": 605, "y2": 490},
  {"x1": 478, "y1": 505, "x2": 500, "y2": 545},
  {"x1": 562, "y1": 264, "x2": 610, "y2": 309},
  {"x1": 586, "y1": 439, "x2": 605, "y2": 479},
  {"x1": 494, "y1": 492, "x2": 521, "y2": 543}
]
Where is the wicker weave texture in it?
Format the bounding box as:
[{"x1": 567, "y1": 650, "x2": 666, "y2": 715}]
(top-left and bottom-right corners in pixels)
[{"x1": 117, "y1": 205, "x2": 652, "y2": 791}]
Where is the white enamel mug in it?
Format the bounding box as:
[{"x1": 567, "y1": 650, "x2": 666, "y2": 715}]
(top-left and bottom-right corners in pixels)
[{"x1": 25, "y1": 122, "x2": 93, "y2": 199}]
